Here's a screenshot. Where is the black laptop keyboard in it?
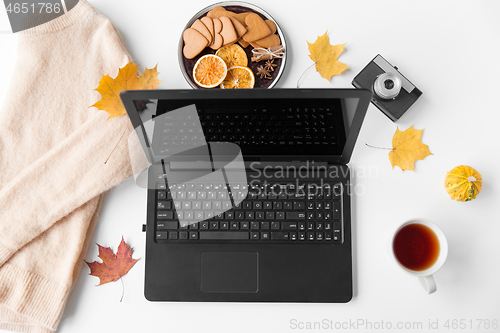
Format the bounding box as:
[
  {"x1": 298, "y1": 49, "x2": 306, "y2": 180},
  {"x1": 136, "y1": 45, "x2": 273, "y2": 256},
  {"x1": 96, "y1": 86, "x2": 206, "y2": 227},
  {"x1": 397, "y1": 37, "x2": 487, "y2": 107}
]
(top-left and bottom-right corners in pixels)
[
  {"x1": 154, "y1": 182, "x2": 343, "y2": 243},
  {"x1": 158, "y1": 107, "x2": 342, "y2": 155}
]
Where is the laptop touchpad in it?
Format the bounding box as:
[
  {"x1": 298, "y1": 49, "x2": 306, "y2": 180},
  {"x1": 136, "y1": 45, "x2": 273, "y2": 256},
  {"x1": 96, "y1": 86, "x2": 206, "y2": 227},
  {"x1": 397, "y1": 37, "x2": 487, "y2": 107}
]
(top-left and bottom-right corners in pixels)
[{"x1": 201, "y1": 252, "x2": 258, "y2": 293}]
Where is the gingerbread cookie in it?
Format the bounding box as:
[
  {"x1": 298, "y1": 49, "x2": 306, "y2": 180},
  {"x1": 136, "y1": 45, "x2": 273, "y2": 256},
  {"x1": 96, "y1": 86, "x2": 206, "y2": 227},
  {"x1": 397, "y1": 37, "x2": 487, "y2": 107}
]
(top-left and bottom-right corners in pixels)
[
  {"x1": 207, "y1": 6, "x2": 249, "y2": 26},
  {"x1": 191, "y1": 19, "x2": 212, "y2": 45},
  {"x1": 265, "y1": 20, "x2": 277, "y2": 34},
  {"x1": 242, "y1": 13, "x2": 272, "y2": 42},
  {"x1": 254, "y1": 33, "x2": 281, "y2": 48},
  {"x1": 228, "y1": 16, "x2": 247, "y2": 39},
  {"x1": 209, "y1": 18, "x2": 224, "y2": 50},
  {"x1": 183, "y1": 28, "x2": 209, "y2": 59},
  {"x1": 200, "y1": 17, "x2": 214, "y2": 45},
  {"x1": 219, "y1": 16, "x2": 238, "y2": 46}
]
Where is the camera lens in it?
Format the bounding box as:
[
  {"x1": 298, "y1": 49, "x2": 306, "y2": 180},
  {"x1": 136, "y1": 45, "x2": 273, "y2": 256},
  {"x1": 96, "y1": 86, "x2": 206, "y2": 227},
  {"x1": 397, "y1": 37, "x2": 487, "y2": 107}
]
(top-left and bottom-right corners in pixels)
[{"x1": 373, "y1": 73, "x2": 401, "y2": 100}]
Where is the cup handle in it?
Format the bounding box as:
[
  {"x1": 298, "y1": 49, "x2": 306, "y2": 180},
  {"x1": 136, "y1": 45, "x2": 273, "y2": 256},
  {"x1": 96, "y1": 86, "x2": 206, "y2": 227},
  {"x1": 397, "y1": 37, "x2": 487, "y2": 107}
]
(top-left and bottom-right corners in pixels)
[{"x1": 418, "y1": 275, "x2": 437, "y2": 294}]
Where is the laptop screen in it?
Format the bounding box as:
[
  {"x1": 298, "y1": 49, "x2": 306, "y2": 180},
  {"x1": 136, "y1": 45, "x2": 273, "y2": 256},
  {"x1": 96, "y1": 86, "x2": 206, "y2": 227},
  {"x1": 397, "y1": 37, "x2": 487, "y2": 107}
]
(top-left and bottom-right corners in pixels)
[{"x1": 122, "y1": 89, "x2": 371, "y2": 165}]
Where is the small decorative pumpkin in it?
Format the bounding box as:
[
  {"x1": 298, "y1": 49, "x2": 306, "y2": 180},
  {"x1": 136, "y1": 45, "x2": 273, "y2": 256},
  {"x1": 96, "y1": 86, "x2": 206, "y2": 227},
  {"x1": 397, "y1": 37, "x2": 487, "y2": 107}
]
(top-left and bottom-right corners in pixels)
[{"x1": 444, "y1": 165, "x2": 482, "y2": 202}]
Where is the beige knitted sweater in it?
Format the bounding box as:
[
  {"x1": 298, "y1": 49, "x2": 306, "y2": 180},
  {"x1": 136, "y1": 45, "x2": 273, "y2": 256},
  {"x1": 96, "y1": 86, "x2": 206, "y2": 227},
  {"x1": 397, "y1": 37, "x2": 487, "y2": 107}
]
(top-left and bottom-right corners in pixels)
[{"x1": 0, "y1": 1, "x2": 134, "y2": 332}]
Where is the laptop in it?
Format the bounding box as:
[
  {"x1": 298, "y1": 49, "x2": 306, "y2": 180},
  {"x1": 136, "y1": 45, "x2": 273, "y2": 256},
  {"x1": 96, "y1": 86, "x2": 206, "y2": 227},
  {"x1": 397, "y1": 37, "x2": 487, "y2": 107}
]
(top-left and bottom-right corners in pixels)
[{"x1": 120, "y1": 88, "x2": 371, "y2": 302}]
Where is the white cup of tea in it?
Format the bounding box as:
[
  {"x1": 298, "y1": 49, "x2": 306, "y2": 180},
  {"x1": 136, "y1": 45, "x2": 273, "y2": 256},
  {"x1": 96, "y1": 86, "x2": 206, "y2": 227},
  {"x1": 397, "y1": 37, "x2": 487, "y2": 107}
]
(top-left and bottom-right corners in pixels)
[{"x1": 391, "y1": 218, "x2": 448, "y2": 294}]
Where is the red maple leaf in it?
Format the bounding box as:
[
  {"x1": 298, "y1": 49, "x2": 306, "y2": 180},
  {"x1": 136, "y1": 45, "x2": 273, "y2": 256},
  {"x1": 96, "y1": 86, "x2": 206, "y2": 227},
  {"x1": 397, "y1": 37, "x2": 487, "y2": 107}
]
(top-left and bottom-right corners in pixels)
[{"x1": 85, "y1": 237, "x2": 140, "y2": 286}]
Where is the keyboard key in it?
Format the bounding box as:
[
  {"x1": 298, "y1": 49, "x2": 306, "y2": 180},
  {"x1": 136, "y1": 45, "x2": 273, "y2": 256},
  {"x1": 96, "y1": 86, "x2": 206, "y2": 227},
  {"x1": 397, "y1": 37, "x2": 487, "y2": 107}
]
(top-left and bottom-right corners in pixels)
[
  {"x1": 271, "y1": 232, "x2": 289, "y2": 240},
  {"x1": 241, "y1": 222, "x2": 250, "y2": 229},
  {"x1": 316, "y1": 232, "x2": 323, "y2": 240},
  {"x1": 307, "y1": 232, "x2": 315, "y2": 241},
  {"x1": 281, "y1": 222, "x2": 298, "y2": 230},
  {"x1": 261, "y1": 232, "x2": 270, "y2": 240},
  {"x1": 210, "y1": 222, "x2": 219, "y2": 229},
  {"x1": 271, "y1": 222, "x2": 280, "y2": 229},
  {"x1": 157, "y1": 201, "x2": 171, "y2": 209},
  {"x1": 156, "y1": 231, "x2": 168, "y2": 240},
  {"x1": 220, "y1": 221, "x2": 229, "y2": 229},
  {"x1": 230, "y1": 222, "x2": 239, "y2": 229},
  {"x1": 199, "y1": 232, "x2": 249, "y2": 240},
  {"x1": 325, "y1": 232, "x2": 333, "y2": 241},
  {"x1": 157, "y1": 211, "x2": 174, "y2": 220},
  {"x1": 294, "y1": 202, "x2": 305, "y2": 210},
  {"x1": 251, "y1": 232, "x2": 260, "y2": 240},
  {"x1": 298, "y1": 222, "x2": 306, "y2": 230},
  {"x1": 158, "y1": 191, "x2": 166, "y2": 200},
  {"x1": 157, "y1": 222, "x2": 178, "y2": 230},
  {"x1": 261, "y1": 221, "x2": 270, "y2": 229},
  {"x1": 265, "y1": 212, "x2": 275, "y2": 219},
  {"x1": 200, "y1": 222, "x2": 209, "y2": 229},
  {"x1": 253, "y1": 201, "x2": 262, "y2": 209},
  {"x1": 286, "y1": 212, "x2": 305, "y2": 219},
  {"x1": 250, "y1": 222, "x2": 259, "y2": 229},
  {"x1": 189, "y1": 231, "x2": 199, "y2": 240},
  {"x1": 290, "y1": 232, "x2": 298, "y2": 240},
  {"x1": 299, "y1": 232, "x2": 306, "y2": 241},
  {"x1": 169, "y1": 231, "x2": 178, "y2": 240},
  {"x1": 333, "y1": 202, "x2": 341, "y2": 219},
  {"x1": 179, "y1": 231, "x2": 188, "y2": 240}
]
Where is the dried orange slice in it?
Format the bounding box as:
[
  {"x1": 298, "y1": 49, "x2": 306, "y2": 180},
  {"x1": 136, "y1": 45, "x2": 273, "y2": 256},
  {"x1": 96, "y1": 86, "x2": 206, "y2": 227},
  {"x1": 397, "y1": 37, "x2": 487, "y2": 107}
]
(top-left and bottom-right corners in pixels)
[
  {"x1": 220, "y1": 66, "x2": 255, "y2": 89},
  {"x1": 193, "y1": 54, "x2": 227, "y2": 88},
  {"x1": 215, "y1": 44, "x2": 248, "y2": 67}
]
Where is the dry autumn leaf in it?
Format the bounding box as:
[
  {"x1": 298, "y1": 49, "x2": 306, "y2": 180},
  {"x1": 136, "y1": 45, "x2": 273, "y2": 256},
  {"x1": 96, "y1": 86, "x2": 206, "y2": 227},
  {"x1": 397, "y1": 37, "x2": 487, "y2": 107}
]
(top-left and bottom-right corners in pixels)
[
  {"x1": 85, "y1": 237, "x2": 140, "y2": 286},
  {"x1": 388, "y1": 125, "x2": 433, "y2": 171},
  {"x1": 297, "y1": 31, "x2": 349, "y2": 87},
  {"x1": 91, "y1": 62, "x2": 162, "y2": 119}
]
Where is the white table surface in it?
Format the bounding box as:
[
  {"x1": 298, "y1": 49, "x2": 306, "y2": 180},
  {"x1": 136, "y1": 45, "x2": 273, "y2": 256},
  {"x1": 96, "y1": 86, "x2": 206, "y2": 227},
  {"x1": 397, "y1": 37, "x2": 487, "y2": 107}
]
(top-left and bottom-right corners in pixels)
[{"x1": 1, "y1": 1, "x2": 500, "y2": 332}]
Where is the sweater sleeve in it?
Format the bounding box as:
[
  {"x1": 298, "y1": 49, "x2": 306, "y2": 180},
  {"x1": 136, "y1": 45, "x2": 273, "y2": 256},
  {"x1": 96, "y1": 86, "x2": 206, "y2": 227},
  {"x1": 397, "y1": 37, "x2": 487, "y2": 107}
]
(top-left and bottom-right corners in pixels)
[
  {"x1": 0, "y1": 112, "x2": 134, "y2": 267},
  {"x1": 0, "y1": 14, "x2": 135, "y2": 268}
]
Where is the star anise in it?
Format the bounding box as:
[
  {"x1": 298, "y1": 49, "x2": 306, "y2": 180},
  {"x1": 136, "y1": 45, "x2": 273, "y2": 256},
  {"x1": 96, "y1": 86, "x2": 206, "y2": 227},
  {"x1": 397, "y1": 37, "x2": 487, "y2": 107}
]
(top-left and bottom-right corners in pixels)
[
  {"x1": 256, "y1": 65, "x2": 272, "y2": 79},
  {"x1": 264, "y1": 59, "x2": 277, "y2": 72}
]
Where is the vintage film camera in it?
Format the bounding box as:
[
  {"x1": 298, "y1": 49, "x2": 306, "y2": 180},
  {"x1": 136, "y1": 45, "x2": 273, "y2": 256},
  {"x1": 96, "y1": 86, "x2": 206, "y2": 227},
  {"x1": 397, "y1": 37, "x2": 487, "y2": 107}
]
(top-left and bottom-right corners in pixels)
[{"x1": 352, "y1": 54, "x2": 422, "y2": 122}]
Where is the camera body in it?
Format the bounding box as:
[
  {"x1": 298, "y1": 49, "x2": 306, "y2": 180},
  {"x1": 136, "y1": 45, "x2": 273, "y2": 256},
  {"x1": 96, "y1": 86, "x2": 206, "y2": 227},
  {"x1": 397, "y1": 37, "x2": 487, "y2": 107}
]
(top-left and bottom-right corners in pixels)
[{"x1": 352, "y1": 54, "x2": 422, "y2": 122}]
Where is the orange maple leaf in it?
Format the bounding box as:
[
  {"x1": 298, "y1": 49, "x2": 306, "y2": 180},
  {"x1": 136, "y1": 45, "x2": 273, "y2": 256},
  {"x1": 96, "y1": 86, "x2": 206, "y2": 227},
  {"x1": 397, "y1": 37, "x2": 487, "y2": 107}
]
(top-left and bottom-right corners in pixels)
[
  {"x1": 307, "y1": 31, "x2": 349, "y2": 81},
  {"x1": 388, "y1": 125, "x2": 433, "y2": 172},
  {"x1": 91, "y1": 62, "x2": 162, "y2": 119},
  {"x1": 85, "y1": 237, "x2": 140, "y2": 286}
]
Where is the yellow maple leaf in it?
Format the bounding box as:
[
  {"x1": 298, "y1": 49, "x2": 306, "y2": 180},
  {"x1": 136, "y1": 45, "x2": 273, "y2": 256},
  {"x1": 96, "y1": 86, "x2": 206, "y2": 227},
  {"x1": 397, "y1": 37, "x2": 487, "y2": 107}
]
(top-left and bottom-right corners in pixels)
[
  {"x1": 388, "y1": 125, "x2": 433, "y2": 172},
  {"x1": 307, "y1": 31, "x2": 349, "y2": 81},
  {"x1": 91, "y1": 62, "x2": 162, "y2": 119}
]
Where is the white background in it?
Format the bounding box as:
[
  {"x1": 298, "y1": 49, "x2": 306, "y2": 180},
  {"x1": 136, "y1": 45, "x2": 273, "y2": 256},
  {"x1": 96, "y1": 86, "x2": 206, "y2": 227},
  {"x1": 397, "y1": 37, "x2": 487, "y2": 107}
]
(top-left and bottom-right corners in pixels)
[{"x1": 1, "y1": 0, "x2": 500, "y2": 332}]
